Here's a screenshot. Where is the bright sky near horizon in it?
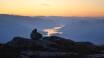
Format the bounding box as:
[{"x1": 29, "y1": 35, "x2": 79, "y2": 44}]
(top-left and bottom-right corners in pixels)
[{"x1": 0, "y1": 0, "x2": 104, "y2": 16}]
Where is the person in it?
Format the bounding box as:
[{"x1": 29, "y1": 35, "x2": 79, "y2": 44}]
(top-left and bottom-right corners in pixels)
[{"x1": 30, "y1": 29, "x2": 43, "y2": 40}]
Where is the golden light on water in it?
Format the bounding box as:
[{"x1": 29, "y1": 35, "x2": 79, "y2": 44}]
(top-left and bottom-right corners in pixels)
[
  {"x1": 43, "y1": 25, "x2": 64, "y2": 36},
  {"x1": 0, "y1": 0, "x2": 104, "y2": 16}
]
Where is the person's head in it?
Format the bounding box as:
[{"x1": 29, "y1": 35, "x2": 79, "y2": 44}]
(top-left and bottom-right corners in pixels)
[{"x1": 32, "y1": 29, "x2": 37, "y2": 33}]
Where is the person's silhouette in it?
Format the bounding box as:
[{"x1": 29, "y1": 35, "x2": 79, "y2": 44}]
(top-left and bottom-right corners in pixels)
[{"x1": 30, "y1": 29, "x2": 43, "y2": 40}]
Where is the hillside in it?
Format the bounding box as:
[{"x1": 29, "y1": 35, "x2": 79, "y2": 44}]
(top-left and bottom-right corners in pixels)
[{"x1": 0, "y1": 29, "x2": 104, "y2": 58}]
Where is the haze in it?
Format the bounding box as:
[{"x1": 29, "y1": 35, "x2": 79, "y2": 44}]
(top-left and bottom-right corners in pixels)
[{"x1": 0, "y1": 0, "x2": 104, "y2": 16}]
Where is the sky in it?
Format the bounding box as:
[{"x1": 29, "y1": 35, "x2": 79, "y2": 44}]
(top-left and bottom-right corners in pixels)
[{"x1": 0, "y1": 0, "x2": 104, "y2": 16}]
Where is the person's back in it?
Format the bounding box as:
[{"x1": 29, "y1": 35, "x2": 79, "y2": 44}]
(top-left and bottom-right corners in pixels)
[{"x1": 30, "y1": 29, "x2": 43, "y2": 40}]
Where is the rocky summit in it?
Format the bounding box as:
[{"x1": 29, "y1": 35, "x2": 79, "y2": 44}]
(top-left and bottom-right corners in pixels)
[{"x1": 0, "y1": 29, "x2": 104, "y2": 58}]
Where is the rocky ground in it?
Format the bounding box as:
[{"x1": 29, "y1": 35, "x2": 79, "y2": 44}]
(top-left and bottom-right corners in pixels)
[{"x1": 0, "y1": 29, "x2": 104, "y2": 58}]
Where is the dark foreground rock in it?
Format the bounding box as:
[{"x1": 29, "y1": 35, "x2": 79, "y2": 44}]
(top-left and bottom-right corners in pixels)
[{"x1": 0, "y1": 29, "x2": 104, "y2": 58}]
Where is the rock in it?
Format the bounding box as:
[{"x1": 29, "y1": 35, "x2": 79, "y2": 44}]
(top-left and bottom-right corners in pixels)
[
  {"x1": 74, "y1": 42, "x2": 97, "y2": 54},
  {"x1": 87, "y1": 54, "x2": 104, "y2": 58},
  {"x1": 1, "y1": 29, "x2": 104, "y2": 58},
  {"x1": 43, "y1": 36, "x2": 75, "y2": 51},
  {"x1": 6, "y1": 36, "x2": 58, "y2": 51},
  {"x1": 7, "y1": 37, "x2": 33, "y2": 48}
]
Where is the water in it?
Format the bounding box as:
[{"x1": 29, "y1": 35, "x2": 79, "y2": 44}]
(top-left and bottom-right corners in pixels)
[{"x1": 0, "y1": 15, "x2": 104, "y2": 45}]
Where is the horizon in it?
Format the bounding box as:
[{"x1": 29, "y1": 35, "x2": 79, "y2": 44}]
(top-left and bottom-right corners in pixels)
[
  {"x1": 0, "y1": 0, "x2": 104, "y2": 17},
  {"x1": 0, "y1": 14, "x2": 104, "y2": 45},
  {"x1": 0, "y1": 14, "x2": 104, "y2": 18}
]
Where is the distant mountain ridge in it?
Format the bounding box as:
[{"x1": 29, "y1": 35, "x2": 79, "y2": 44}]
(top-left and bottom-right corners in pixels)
[
  {"x1": 0, "y1": 14, "x2": 104, "y2": 19},
  {"x1": 0, "y1": 14, "x2": 104, "y2": 45}
]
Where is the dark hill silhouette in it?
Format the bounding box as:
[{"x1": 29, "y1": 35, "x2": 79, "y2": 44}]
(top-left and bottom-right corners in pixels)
[{"x1": 0, "y1": 29, "x2": 104, "y2": 58}]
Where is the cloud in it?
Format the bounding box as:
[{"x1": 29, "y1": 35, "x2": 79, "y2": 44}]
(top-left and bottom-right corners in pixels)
[
  {"x1": 41, "y1": 3, "x2": 50, "y2": 6},
  {"x1": 43, "y1": 25, "x2": 64, "y2": 36}
]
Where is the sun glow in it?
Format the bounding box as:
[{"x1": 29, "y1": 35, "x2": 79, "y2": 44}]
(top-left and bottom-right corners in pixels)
[
  {"x1": 0, "y1": 0, "x2": 104, "y2": 16},
  {"x1": 43, "y1": 25, "x2": 64, "y2": 36}
]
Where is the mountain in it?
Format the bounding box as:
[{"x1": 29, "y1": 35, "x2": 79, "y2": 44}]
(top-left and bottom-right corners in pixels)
[
  {"x1": 0, "y1": 14, "x2": 104, "y2": 45},
  {"x1": 0, "y1": 29, "x2": 104, "y2": 58}
]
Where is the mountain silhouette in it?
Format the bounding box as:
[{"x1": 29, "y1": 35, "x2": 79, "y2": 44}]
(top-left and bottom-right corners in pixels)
[{"x1": 0, "y1": 29, "x2": 104, "y2": 58}]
